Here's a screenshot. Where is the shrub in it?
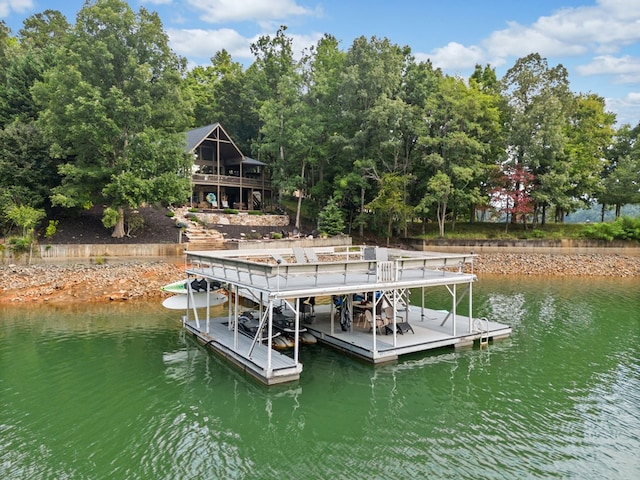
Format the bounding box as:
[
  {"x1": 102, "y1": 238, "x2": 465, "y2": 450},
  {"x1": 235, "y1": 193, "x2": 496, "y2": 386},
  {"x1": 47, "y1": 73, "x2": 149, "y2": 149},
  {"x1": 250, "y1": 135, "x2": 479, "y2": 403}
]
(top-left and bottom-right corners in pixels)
[
  {"x1": 527, "y1": 229, "x2": 545, "y2": 239},
  {"x1": 165, "y1": 211, "x2": 175, "y2": 217},
  {"x1": 188, "y1": 207, "x2": 198, "y2": 213},
  {"x1": 271, "y1": 232, "x2": 283, "y2": 239},
  {"x1": 45, "y1": 220, "x2": 59, "y2": 238},
  {"x1": 126, "y1": 213, "x2": 144, "y2": 236},
  {"x1": 101, "y1": 207, "x2": 118, "y2": 229},
  {"x1": 223, "y1": 208, "x2": 238, "y2": 214},
  {"x1": 581, "y1": 216, "x2": 640, "y2": 242},
  {"x1": 8, "y1": 236, "x2": 31, "y2": 254},
  {"x1": 619, "y1": 216, "x2": 640, "y2": 241},
  {"x1": 248, "y1": 210, "x2": 263, "y2": 215}
]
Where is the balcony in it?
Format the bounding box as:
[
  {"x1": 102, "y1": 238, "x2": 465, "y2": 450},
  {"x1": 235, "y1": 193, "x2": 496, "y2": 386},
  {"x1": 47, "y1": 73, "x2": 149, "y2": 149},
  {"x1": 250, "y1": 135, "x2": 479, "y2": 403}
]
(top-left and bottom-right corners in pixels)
[{"x1": 192, "y1": 174, "x2": 271, "y2": 189}]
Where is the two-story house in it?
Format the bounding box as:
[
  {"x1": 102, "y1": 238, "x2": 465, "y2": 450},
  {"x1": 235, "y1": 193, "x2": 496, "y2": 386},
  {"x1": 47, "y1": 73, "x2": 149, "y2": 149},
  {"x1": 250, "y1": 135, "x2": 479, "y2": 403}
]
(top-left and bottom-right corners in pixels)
[{"x1": 186, "y1": 123, "x2": 272, "y2": 210}]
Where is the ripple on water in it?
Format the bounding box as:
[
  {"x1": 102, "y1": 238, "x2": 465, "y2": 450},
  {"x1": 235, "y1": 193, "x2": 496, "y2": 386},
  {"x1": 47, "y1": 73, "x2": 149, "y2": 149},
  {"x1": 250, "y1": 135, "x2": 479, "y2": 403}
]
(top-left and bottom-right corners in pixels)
[{"x1": 1, "y1": 279, "x2": 639, "y2": 479}]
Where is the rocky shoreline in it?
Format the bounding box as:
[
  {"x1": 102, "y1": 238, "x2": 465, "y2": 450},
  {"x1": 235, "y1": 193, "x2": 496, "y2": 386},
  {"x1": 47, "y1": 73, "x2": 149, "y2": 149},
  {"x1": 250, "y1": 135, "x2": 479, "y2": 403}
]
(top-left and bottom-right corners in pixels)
[{"x1": 1, "y1": 253, "x2": 639, "y2": 305}]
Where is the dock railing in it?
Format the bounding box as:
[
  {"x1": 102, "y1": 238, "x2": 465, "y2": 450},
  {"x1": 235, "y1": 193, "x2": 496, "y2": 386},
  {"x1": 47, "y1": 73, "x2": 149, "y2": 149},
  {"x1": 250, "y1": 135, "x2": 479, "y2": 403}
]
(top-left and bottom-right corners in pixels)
[{"x1": 186, "y1": 246, "x2": 476, "y2": 293}]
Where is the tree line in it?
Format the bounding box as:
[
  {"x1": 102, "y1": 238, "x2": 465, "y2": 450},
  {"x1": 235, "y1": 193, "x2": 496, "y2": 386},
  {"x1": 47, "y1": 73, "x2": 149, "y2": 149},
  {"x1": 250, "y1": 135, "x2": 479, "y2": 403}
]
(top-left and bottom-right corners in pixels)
[{"x1": 1, "y1": 0, "x2": 639, "y2": 246}]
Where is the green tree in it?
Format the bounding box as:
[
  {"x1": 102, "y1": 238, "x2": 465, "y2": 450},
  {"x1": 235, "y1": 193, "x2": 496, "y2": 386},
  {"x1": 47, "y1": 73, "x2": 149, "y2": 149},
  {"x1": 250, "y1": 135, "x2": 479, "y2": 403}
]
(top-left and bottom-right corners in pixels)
[
  {"x1": 18, "y1": 9, "x2": 70, "y2": 50},
  {"x1": 0, "y1": 121, "x2": 59, "y2": 210},
  {"x1": 252, "y1": 26, "x2": 315, "y2": 228},
  {"x1": 501, "y1": 53, "x2": 573, "y2": 224},
  {"x1": 184, "y1": 50, "x2": 258, "y2": 152},
  {"x1": 317, "y1": 197, "x2": 345, "y2": 236},
  {"x1": 601, "y1": 124, "x2": 640, "y2": 217},
  {"x1": 4, "y1": 204, "x2": 46, "y2": 262},
  {"x1": 5, "y1": 204, "x2": 45, "y2": 237},
  {"x1": 415, "y1": 75, "x2": 500, "y2": 236},
  {"x1": 33, "y1": 0, "x2": 193, "y2": 237},
  {"x1": 338, "y1": 36, "x2": 412, "y2": 235},
  {"x1": 366, "y1": 172, "x2": 413, "y2": 245},
  {"x1": 562, "y1": 93, "x2": 615, "y2": 218},
  {"x1": 301, "y1": 35, "x2": 348, "y2": 219}
]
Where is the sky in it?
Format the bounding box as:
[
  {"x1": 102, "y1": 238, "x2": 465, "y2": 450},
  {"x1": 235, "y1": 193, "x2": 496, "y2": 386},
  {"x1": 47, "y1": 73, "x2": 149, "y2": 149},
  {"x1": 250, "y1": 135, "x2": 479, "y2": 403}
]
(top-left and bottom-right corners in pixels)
[{"x1": 2, "y1": 0, "x2": 640, "y2": 126}]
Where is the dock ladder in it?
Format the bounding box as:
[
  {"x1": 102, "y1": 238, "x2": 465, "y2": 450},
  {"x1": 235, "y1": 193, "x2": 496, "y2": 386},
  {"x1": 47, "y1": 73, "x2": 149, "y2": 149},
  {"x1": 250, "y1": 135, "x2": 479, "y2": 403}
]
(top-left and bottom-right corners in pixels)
[{"x1": 474, "y1": 317, "x2": 490, "y2": 348}]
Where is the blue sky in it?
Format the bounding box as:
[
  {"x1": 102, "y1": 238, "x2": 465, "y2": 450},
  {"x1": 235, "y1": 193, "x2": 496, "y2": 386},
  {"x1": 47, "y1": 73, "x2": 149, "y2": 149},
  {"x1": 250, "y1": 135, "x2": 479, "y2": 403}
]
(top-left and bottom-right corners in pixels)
[{"x1": 2, "y1": 0, "x2": 640, "y2": 126}]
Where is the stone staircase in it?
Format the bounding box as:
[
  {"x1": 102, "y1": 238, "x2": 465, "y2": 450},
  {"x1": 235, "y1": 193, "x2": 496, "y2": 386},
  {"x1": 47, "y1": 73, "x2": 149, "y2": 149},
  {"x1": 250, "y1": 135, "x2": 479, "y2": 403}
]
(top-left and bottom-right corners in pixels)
[
  {"x1": 184, "y1": 228, "x2": 226, "y2": 251},
  {"x1": 174, "y1": 207, "x2": 227, "y2": 251}
]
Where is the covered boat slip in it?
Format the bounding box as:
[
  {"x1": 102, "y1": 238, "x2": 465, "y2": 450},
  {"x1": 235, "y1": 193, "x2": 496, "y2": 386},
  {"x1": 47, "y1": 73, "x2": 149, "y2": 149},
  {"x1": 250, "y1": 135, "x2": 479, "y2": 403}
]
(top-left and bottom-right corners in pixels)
[{"x1": 181, "y1": 245, "x2": 512, "y2": 385}]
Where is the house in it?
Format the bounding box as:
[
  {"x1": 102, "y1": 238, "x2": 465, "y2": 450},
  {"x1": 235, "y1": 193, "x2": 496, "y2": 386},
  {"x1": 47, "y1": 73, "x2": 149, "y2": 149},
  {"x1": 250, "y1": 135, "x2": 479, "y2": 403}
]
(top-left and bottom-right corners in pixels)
[{"x1": 186, "y1": 123, "x2": 272, "y2": 210}]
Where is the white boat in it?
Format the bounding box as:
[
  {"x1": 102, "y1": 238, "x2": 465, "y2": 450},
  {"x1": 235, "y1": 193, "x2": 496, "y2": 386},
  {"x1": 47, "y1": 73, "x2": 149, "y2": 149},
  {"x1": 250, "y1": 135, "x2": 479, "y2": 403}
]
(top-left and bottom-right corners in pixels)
[{"x1": 162, "y1": 292, "x2": 227, "y2": 310}]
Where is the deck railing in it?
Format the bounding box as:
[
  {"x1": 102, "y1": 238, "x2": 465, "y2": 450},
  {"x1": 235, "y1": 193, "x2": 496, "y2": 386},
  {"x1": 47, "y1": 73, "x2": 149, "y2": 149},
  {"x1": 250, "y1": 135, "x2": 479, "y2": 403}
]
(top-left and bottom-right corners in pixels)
[{"x1": 191, "y1": 174, "x2": 271, "y2": 189}]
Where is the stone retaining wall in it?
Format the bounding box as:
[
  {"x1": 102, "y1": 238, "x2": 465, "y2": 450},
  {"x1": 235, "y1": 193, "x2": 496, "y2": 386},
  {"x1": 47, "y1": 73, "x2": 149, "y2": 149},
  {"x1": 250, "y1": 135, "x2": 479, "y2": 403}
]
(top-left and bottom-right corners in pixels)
[
  {"x1": 407, "y1": 238, "x2": 640, "y2": 256},
  {"x1": 192, "y1": 212, "x2": 289, "y2": 227},
  {"x1": 226, "y1": 235, "x2": 352, "y2": 250}
]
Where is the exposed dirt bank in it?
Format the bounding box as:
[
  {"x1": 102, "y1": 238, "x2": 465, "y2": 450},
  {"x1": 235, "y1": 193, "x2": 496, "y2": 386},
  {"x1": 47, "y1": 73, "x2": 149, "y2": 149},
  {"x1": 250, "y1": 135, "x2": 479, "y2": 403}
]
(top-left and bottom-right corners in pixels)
[{"x1": 1, "y1": 253, "x2": 639, "y2": 305}]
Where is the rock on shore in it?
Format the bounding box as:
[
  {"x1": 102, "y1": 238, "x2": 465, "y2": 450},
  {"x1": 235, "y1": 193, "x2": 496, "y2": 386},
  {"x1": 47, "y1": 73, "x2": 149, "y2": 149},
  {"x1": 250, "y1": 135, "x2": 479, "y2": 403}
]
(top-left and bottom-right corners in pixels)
[
  {"x1": 0, "y1": 262, "x2": 185, "y2": 304},
  {"x1": 472, "y1": 253, "x2": 640, "y2": 276},
  {"x1": 1, "y1": 253, "x2": 639, "y2": 304}
]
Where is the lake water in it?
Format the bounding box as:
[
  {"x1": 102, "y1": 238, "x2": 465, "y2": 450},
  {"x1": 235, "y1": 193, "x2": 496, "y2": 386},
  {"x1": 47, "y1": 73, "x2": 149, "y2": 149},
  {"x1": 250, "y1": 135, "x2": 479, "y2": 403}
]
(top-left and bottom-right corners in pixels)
[{"x1": 1, "y1": 276, "x2": 638, "y2": 479}]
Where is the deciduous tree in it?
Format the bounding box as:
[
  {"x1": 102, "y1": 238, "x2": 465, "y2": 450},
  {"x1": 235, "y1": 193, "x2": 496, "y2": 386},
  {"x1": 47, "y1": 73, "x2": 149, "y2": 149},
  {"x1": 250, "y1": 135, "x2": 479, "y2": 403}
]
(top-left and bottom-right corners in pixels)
[{"x1": 33, "y1": 0, "x2": 192, "y2": 237}]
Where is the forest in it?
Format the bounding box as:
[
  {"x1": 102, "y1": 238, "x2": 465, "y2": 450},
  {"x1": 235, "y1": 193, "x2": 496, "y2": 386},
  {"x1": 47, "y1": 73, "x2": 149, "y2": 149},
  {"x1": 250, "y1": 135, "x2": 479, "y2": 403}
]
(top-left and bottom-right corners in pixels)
[{"x1": 1, "y1": 0, "x2": 639, "y2": 249}]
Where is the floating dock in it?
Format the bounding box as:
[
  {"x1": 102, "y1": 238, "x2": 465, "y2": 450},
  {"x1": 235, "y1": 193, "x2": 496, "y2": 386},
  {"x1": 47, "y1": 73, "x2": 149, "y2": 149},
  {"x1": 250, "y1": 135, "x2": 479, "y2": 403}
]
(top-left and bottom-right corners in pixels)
[{"x1": 177, "y1": 245, "x2": 512, "y2": 385}]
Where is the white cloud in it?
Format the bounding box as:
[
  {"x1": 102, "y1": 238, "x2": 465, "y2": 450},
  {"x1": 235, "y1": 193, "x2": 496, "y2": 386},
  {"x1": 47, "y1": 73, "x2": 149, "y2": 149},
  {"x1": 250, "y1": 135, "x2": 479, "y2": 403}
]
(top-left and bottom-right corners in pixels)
[
  {"x1": 604, "y1": 92, "x2": 640, "y2": 126},
  {"x1": 484, "y1": 20, "x2": 588, "y2": 60},
  {"x1": 484, "y1": 0, "x2": 640, "y2": 61},
  {"x1": 0, "y1": 0, "x2": 33, "y2": 18},
  {"x1": 186, "y1": 0, "x2": 317, "y2": 24},
  {"x1": 421, "y1": 42, "x2": 486, "y2": 70},
  {"x1": 141, "y1": 0, "x2": 173, "y2": 5},
  {"x1": 168, "y1": 27, "x2": 323, "y2": 66},
  {"x1": 577, "y1": 55, "x2": 640, "y2": 81},
  {"x1": 421, "y1": 0, "x2": 640, "y2": 74},
  {"x1": 168, "y1": 27, "x2": 255, "y2": 62}
]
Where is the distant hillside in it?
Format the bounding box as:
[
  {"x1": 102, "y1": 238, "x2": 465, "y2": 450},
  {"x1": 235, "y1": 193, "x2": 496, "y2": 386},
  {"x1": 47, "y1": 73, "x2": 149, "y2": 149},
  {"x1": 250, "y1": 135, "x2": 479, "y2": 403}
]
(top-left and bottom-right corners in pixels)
[{"x1": 565, "y1": 204, "x2": 640, "y2": 223}]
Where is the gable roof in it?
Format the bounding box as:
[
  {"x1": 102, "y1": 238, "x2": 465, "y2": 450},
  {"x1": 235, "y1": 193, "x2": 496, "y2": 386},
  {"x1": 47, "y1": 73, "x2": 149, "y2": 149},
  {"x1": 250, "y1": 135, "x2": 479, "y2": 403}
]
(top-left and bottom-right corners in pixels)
[
  {"x1": 185, "y1": 123, "x2": 268, "y2": 167},
  {"x1": 185, "y1": 123, "x2": 221, "y2": 153},
  {"x1": 185, "y1": 123, "x2": 244, "y2": 161}
]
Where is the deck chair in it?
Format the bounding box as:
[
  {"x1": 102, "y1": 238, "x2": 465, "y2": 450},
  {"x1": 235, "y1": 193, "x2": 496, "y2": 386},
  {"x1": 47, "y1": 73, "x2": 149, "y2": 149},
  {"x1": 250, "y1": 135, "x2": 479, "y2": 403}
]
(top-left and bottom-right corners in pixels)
[
  {"x1": 304, "y1": 248, "x2": 319, "y2": 263},
  {"x1": 365, "y1": 310, "x2": 386, "y2": 334},
  {"x1": 383, "y1": 306, "x2": 414, "y2": 335},
  {"x1": 293, "y1": 246, "x2": 307, "y2": 263}
]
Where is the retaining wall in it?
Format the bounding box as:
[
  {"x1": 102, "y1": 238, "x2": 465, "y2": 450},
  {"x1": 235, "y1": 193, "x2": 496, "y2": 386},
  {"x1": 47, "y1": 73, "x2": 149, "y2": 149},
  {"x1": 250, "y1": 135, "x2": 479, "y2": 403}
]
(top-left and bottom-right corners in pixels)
[
  {"x1": 2, "y1": 243, "x2": 186, "y2": 263},
  {"x1": 407, "y1": 238, "x2": 640, "y2": 256},
  {"x1": 2, "y1": 236, "x2": 352, "y2": 262},
  {"x1": 226, "y1": 235, "x2": 352, "y2": 250}
]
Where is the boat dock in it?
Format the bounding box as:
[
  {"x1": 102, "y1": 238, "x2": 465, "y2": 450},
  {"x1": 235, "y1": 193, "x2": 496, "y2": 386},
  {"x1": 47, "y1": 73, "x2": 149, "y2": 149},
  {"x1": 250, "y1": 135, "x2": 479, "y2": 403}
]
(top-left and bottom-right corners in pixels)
[{"x1": 177, "y1": 245, "x2": 512, "y2": 385}]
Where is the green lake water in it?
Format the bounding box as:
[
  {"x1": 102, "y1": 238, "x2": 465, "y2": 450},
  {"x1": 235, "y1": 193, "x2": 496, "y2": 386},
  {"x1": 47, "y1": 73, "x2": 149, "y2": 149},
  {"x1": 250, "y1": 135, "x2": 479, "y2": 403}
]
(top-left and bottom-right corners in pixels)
[{"x1": 1, "y1": 276, "x2": 638, "y2": 479}]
